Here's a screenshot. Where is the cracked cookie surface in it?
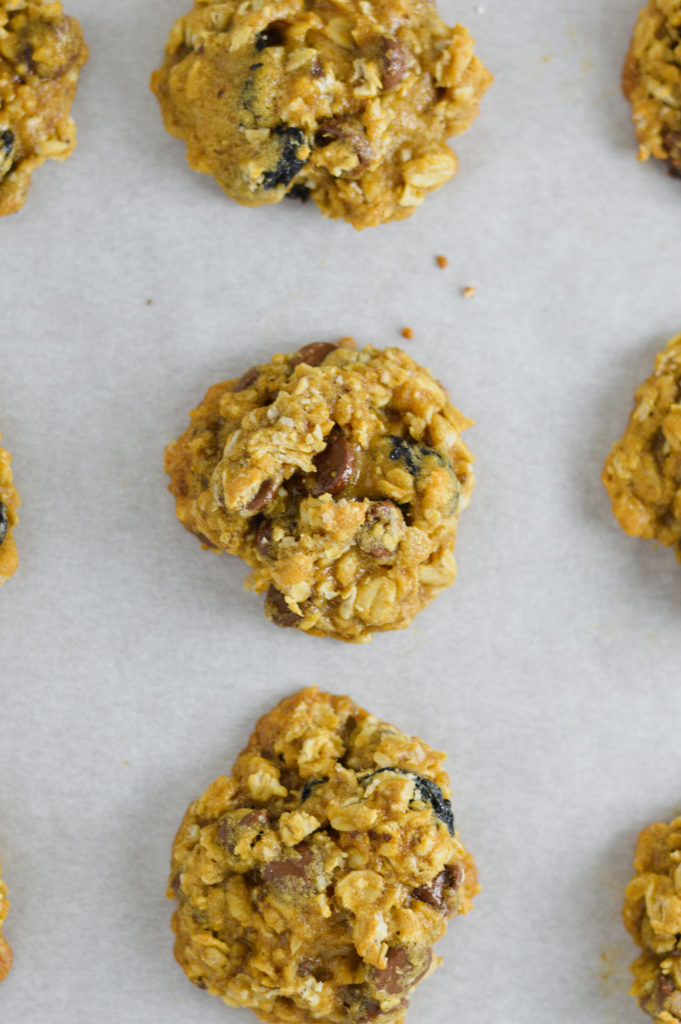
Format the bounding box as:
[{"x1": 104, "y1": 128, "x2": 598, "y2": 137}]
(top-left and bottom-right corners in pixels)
[
  {"x1": 0, "y1": 0, "x2": 88, "y2": 215},
  {"x1": 165, "y1": 339, "x2": 474, "y2": 642},
  {"x1": 623, "y1": 816, "x2": 681, "y2": 1022},
  {"x1": 0, "y1": 860, "x2": 11, "y2": 982},
  {"x1": 0, "y1": 436, "x2": 20, "y2": 585},
  {"x1": 169, "y1": 686, "x2": 478, "y2": 1024},
  {"x1": 602, "y1": 333, "x2": 681, "y2": 563},
  {"x1": 150, "y1": 0, "x2": 491, "y2": 229},
  {"x1": 623, "y1": 0, "x2": 681, "y2": 176}
]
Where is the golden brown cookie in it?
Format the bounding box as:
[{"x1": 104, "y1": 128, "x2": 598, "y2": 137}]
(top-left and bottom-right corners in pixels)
[
  {"x1": 150, "y1": 0, "x2": 491, "y2": 229},
  {"x1": 0, "y1": 436, "x2": 20, "y2": 585},
  {"x1": 623, "y1": 0, "x2": 681, "y2": 176},
  {"x1": 602, "y1": 334, "x2": 681, "y2": 563},
  {"x1": 0, "y1": 861, "x2": 11, "y2": 982},
  {"x1": 169, "y1": 687, "x2": 478, "y2": 1024},
  {"x1": 623, "y1": 816, "x2": 681, "y2": 1022},
  {"x1": 0, "y1": 0, "x2": 88, "y2": 216},
  {"x1": 165, "y1": 339, "x2": 474, "y2": 642}
]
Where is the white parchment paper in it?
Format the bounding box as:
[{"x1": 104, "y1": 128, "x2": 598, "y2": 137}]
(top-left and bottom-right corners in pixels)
[{"x1": 2, "y1": 1, "x2": 680, "y2": 1021}]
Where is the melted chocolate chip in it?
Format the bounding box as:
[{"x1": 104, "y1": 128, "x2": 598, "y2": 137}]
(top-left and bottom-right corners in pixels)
[
  {"x1": 261, "y1": 845, "x2": 313, "y2": 882},
  {"x1": 314, "y1": 117, "x2": 373, "y2": 173},
  {"x1": 247, "y1": 479, "x2": 277, "y2": 512},
  {"x1": 413, "y1": 865, "x2": 462, "y2": 911},
  {"x1": 0, "y1": 501, "x2": 7, "y2": 546},
  {"x1": 255, "y1": 20, "x2": 288, "y2": 50},
  {"x1": 306, "y1": 432, "x2": 356, "y2": 497},
  {"x1": 291, "y1": 341, "x2": 337, "y2": 367},
  {"x1": 381, "y1": 37, "x2": 409, "y2": 90},
  {"x1": 232, "y1": 367, "x2": 260, "y2": 392},
  {"x1": 255, "y1": 519, "x2": 273, "y2": 559},
  {"x1": 265, "y1": 585, "x2": 302, "y2": 628},
  {"x1": 664, "y1": 130, "x2": 681, "y2": 178},
  {"x1": 373, "y1": 947, "x2": 410, "y2": 994}
]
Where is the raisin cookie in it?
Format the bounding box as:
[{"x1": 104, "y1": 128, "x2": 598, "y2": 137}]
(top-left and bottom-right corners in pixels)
[
  {"x1": 0, "y1": 861, "x2": 11, "y2": 981},
  {"x1": 169, "y1": 687, "x2": 478, "y2": 1024},
  {"x1": 0, "y1": 437, "x2": 20, "y2": 585},
  {"x1": 0, "y1": 0, "x2": 88, "y2": 216},
  {"x1": 623, "y1": 816, "x2": 681, "y2": 1022},
  {"x1": 623, "y1": 0, "x2": 681, "y2": 176},
  {"x1": 602, "y1": 333, "x2": 681, "y2": 562},
  {"x1": 150, "y1": 0, "x2": 491, "y2": 229},
  {"x1": 165, "y1": 339, "x2": 474, "y2": 642}
]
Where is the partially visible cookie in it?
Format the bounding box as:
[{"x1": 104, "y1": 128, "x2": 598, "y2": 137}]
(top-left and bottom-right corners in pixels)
[
  {"x1": 165, "y1": 339, "x2": 474, "y2": 642},
  {"x1": 623, "y1": 816, "x2": 681, "y2": 1021},
  {"x1": 602, "y1": 333, "x2": 681, "y2": 562},
  {"x1": 0, "y1": 861, "x2": 11, "y2": 982},
  {"x1": 0, "y1": 436, "x2": 20, "y2": 584},
  {"x1": 0, "y1": 0, "x2": 88, "y2": 216},
  {"x1": 623, "y1": 0, "x2": 681, "y2": 176},
  {"x1": 150, "y1": 0, "x2": 491, "y2": 229},
  {"x1": 169, "y1": 686, "x2": 478, "y2": 1024}
]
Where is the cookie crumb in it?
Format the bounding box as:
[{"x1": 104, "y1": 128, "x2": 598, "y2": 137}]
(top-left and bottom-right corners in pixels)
[
  {"x1": 401, "y1": 327, "x2": 414, "y2": 339},
  {"x1": 462, "y1": 286, "x2": 476, "y2": 299},
  {"x1": 436, "y1": 255, "x2": 448, "y2": 269},
  {"x1": 146, "y1": 299, "x2": 153, "y2": 306}
]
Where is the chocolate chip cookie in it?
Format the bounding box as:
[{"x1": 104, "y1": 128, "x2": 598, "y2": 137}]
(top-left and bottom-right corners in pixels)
[
  {"x1": 0, "y1": 437, "x2": 20, "y2": 585},
  {"x1": 169, "y1": 687, "x2": 478, "y2": 1024},
  {"x1": 0, "y1": 861, "x2": 11, "y2": 982},
  {"x1": 623, "y1": 0, "x2": 681, "y2": 176},
  {"x1": 623, "y1": 815, "x2": 681, "y2": 1021},
  {"x1": 0, "y1": 0, "x2": 88, "y2": 216},
  {"x1": 150, "y1": 0, "x2": 491, "y2": 229},
  {"x1": 602, "y1": 333, "x2": 681, "y2": 563},
  {"x1": 165, "y1": 339, "x2": 474, "y2": 642}
]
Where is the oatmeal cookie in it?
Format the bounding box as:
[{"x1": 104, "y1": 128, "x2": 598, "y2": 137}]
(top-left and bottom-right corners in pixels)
[
  {"x1": 623, "y1": 816, "x2": 681, "y2": 1021},
  {"x1": 169, "y1": 687, "x2": 478, "y2": 1024},
  {"x1": 602, "y1": 333, "x2": 681, "y2": 562},
  {"x1": 0, "y1": 436, "x2": 20, "y2": 584},
  {"x1": 0, "y1": 861, "x2": 11, "y2": 981},
  {"x1": 623, "y1": 0, "x2": 681, "y2": 176},
  {"x1": 165, "y1": 339, "x2": 474, "y2": 642},
  {"x1": 0, "y1": 0, "x2": 88, "y2": 216},
  {"x1": 150, "y1": 0, "x2": 491, "y2": 229}
]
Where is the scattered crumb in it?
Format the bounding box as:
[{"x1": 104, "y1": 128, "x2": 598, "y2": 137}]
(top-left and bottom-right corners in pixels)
[
  {"x1": 462, "y1": 286, "x2": 476, "y2": 299},
  {"x1": 436, "y1": 255, "x2": 448, "y2": 269},
  {"x1": 401, "y1": 327, "x2": 414, "y2": 340},
  {"x1": 338, "y1": 336, "x2": 357, "y2": 348},
  {"x1": 146, "y1": 299, "x2": 153, "y2": 306}
]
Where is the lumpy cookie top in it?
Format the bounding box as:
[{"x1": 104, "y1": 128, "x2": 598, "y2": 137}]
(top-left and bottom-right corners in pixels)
[
  {"x1": 165, "y1": 339, "x2": 474, "y2": 643},
  {"x1": 150, "y1": 0, "x2": 491, "y2": 229},
  {"x1": 602, "y1": 333, "x2": 681, "y2": 563},
  {"x1": 0, "y1": 861, "x2": 11, "y2": 982},
  {"x1": 0, "y1": 437, "x2": 20, "y2": 585},
  {"x1": 623, "y1": 0, "x2": 681, "y2": 175},
  {"x1": 623, "y1": 817, "x2": 681, "y2": 1022},
  {"x1": 0, "y1": 0, "x2": 88, "y2": 215},
  {"x1": 169, "y1": 687, "x2": 478, "y2": 1024}
]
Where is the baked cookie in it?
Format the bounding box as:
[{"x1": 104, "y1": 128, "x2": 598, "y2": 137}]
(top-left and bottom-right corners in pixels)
[
  {"x1": 150, "y1": 0, "x2": 491, "y2": 229},
  {"x1": 623, "y1": 816, "x2": 681, "y2": 1022},
  {"x1": 602, "y1": 333, "x2": 681, "y2": 562},
  {"x1": 169, "y1": 687, "x2": 478, "y2": 1024},
  {"x1": 0, "y1": 0, "x2": 88, "y2": 216},
  {"x1": 165, "y1": 339, "x2": 474, "y2": 643},
  {"x1": 0, "y1": 436, "x2": 20, "y2": 585},
  {"x1": 623, "y1": 0, "x2": 681, "y2": 176},
  {"x1": 0, "y1": 860, "x2": 11, "y2": 982}
]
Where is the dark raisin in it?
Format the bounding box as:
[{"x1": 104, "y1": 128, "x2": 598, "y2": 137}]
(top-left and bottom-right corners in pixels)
[
  {"x1": 306, "y1": 432, "x2": 356, "y2": 497},
  {"x1": 0, "y1": 501, "x2": 7, "y2": 547},
  {"x1": 249, "y1": 62, "x2": 264, "y2": 71},
  {"x1": 0, "y1": 130, "x2": 14, "y2": 179},
  {"x1": 265, "y1": 585, "x2": 302, "y2": 628},
  {"x1": 261, "y1": 126, "x2": 308, "y2": 191},
  {"x1": 300, "y1": 777, "x2": 328, "y2": 801},
  {"x1": 285, "y1": 183, "x2": 311, "y2": 202},
  {"x1": 255, "y1": 20, "x2": 288, "y2": 50},
  {"x1": 387, "y1": 435, "x2": 444, "y2": 476},
  {"x1": 360, "y1": 768, "x2": 454, "y2": 835}
]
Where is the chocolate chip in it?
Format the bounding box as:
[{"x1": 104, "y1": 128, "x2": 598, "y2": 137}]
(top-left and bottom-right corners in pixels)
[
  {"x1": 169, "y1": 872, "x2": 182, "y2": 893},
  {"x1": 255, "y1": 519, "x2": 273, "y2": 558},
  {"x1": 255, "y1": 20, "x2": 288, "y2": 50},
  {"x1": 659, "y1": 974, "x2": 677, "y2": 1008},
  {"x1": 381, "y1": 37, "x2": 409, "y2": 90},
  {"x1": 291, "y1": 342, "x2": 337, "y2": 367},
  {"x1": 413, "y1": 865, "x2": 462, "y2": 911},
  {"x1": 188, "y1": 527, "x2": 218, "y2": 549},
  {"x1": 261, "y1": 845, "x2": 313, "y2": 882},
  {"x1": 314, "y1": 117, "x2": 373, "y2": 173},
  {"x1": 265, "y1": 584, "x2": 302, "y2": 628},
  {"x1": 0, "y1": 501, "x2": 7, "y2": 546},
  {"x1": 664, "y1": 130, "x2": 681, "y2": 179},
  {"x1": 232, "y1": 367, "x2": 259, "y2": 392},
  {"x1": 239, "y1": 809, "x2": 268, "y2": 829},
  {"x1": 261, "y1": 125, "x2": 308, "y2": 191},
  {"x1": 247, "y1": 479, "x2": 277, "y2": 512},
  {"x1": 373, "y1": 947, "x2": 410, "y2": 995},
  {"x1": 307, "y1": 432, "x2": 356, "y2": 497}
]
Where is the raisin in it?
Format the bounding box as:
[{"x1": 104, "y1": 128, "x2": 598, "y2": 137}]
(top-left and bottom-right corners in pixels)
[
  {"x1": 361, "y1": 768, "x2": 454, "y2": 835},
  {"x1": 285, "y1": 183, "x2": 311, "y2": 202},
  {"x1": 265, "y1": 585, "x2": 302, "y2": 628},
  {"x1": 261, "y1": 126, "x2": 308, "y2": 191},
  {"x1": 300, "y1": 777, "x2": 328, "y2": 801},
  {"x1": 255, "y1": 20, "x2": 288, "y2": 50},
  {"x1": 387, "y1": 435, "x2": 444, "y2": 476},
  {"x1": 0, "y1": 501, "x2": 7, "y2": 546},
  {"x1": 0, "y1": 130, "x2": 14, "y2": 178}
]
